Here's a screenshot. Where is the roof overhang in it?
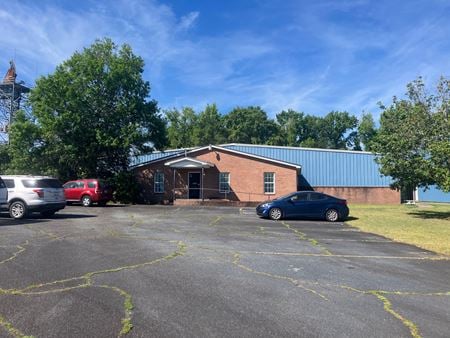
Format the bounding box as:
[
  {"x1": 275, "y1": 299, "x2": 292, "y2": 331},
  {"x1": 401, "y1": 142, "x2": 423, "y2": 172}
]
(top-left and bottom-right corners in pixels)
[
  {"x1": 164, "y1": 157, "x2": 214, "y2": 169},
  {"x1": 132, "y1": 144, "x2": 301, "y2": 170}
]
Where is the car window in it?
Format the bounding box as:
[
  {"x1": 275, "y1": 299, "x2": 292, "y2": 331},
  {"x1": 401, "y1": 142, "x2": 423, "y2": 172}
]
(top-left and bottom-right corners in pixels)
[
  {"x1": 310, "y1": 193, "x2": 327, "y2": 201},
  {"x1": 22, "y1": 179, "x2": 63, "y2": 188},
  {"x1": 0, "y1": 178, "x2": 5, "y2": 189},
  {"x1": 77, "y1": 181, "x2": 85, "y2": 188},
  {"x1": 291, "y1": 193, "x2": 309, "y2": 201},
  {"x1": 3, "y1": 179, "x2": 15, "y2": 188},
  {"x1": 88, "y1": 182, "x2": 96, "y2": 188},
  {"x1": 64, "y1": 182, "x2": 75, "y2": 189}
]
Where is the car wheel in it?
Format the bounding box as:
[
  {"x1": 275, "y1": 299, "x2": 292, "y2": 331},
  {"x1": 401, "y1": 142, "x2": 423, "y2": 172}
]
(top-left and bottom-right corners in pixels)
[
  {"x1": 9, "y1": 201, "x2": 28, "y2": 219},
  {"x1": 269, "y1": 207, "x2": 282, "y2": 220},
  {"x1": 41, "y1": 210, "x2": 56, "y2": 217},
  {"x1": 81, "y1": 195, "x2": 92, "y2": 207},
  {"x1": 325, "y1": 209, "x2": 339, "y2": 222}
]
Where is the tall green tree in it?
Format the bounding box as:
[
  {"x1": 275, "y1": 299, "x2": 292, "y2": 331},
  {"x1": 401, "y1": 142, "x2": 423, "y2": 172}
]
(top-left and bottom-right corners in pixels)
[
  {"x1": 225, "y1": 106, "x2": 277, "y2": 144},
  {"x1": 7, "y1": 110, "x2": 43, "y2": 175},
  {"x1": 165, "y1": 107, "x2": 198, "y2": 148},
  {"x1": 373, "y1": 77, "x2": 450, "y2": 191},
  {"x1": 357, "y1": 113, "x2": 378, "y2": 151},
  {"x1": 298, "y1": 115, "x2": 323, "y2": 148},
  {"x1": 318, "y1": 111, "x2": 359, "y2": 149},
  {"x1": 0, "y1": 144, "x2": 10, "y2": 173},
  {"x1": 272, "y1": 109, "x2": 304, "y2": 146},
  {"x1": 8, "y1": 38, "x2": 166, "y2": 180},
  {"x1": 194, "y1": 104, "x2": 227, "y2": 146}
]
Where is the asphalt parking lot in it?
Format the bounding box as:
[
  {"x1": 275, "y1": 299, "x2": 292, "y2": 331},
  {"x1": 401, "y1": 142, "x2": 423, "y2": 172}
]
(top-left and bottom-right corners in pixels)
[{"x1": 0, "y1": 205, "x2": 449, "y2": 338}]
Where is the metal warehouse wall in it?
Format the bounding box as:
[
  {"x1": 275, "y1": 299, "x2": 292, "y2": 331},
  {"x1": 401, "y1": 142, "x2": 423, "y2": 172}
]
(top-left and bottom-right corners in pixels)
[
  {"x1": 224, "y1": 144, "x2": 393, "y2": 187},
  {"x1": 417, "y1": 186, "x2": 450, "y2": 203}
]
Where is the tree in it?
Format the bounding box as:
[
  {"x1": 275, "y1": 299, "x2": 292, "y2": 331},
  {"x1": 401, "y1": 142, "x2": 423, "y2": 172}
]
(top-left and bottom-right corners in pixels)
[
  {"x1": 225, "y1": 106, "x2": 277, "y2": 144},
  {"x1": 318, "y1": 111, "x2": 359, "y2": 149},
  {"x1": 7, "y1": 110, "x2": 43, "y2": 175},
  {"x1": 298, "y1": 115, "x2": 323, "y2": 148},
  {"x1": 357, "y1": 113, "x2": 378, "y2": 151},
  {"x1": 0, "y1": 144, "x2": 10, "y2": 173},
  {"x1": 165, "y1": 107, "x2": 198, "y2": 148},
  {"x1": 272, "y1": 109, "x2": 304, "y2": 146},
  {"x1": 373, "y1": 77, "x2": 450, "y2": 192},
  {"x1": 8, "y1": 39, "x2": 167, "y2": 180},
  {"x1": 194, "y1": 104, "x2": 227, "y2": 146}
]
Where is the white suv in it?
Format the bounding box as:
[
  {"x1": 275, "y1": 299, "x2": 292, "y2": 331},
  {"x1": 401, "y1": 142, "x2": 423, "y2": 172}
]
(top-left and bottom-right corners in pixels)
[
  {"x1": 0, "y1": 177, "x2": 7, "y2": 208},
  {"x1": 1, "y1": 175, "x2": 66, "y2": 219}
]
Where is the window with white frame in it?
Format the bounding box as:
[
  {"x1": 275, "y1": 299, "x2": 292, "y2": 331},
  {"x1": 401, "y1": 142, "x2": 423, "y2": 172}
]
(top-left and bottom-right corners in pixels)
[
  {"x1": 154, "y1": 172, "x2": 164, "y2": 193},
  {"x1": 219, "y1": 172, "x2": 230, "y2": 193},
  {"x1": 264, "y1": 172, "x2": 275, "y2": 194}
]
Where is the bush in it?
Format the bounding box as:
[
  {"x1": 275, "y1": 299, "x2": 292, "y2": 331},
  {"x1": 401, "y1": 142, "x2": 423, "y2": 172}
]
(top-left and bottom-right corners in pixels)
[{"x1": 109, "y1": 171, "x2": 140, "y2": 204}]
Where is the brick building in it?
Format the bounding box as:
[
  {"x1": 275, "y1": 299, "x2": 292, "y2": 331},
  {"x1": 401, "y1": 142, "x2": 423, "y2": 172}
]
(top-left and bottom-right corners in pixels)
[{"x1": 131, "y1": 144, "x2": 401, "y2": 205}]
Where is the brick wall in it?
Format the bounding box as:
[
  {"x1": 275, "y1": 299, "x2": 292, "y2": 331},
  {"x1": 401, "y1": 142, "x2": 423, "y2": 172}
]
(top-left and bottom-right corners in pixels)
[
  {"x1": 133, "y1": 148, "x2": 298, "y2": 203},
  {"x1": 313, "y1": 187, "x2": 401, "y2": 204},
  {"x1": 133, "y1": 148, "x2": 401, "y2": 205},
  {"x1": 195, "y1": 148, "x2": 298, "y2": 202}
]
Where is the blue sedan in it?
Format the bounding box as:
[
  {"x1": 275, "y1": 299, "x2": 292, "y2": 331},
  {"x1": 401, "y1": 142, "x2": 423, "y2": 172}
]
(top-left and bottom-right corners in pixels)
[{"x1": 256, "y1": 191, "x2": 349, "y2": 222}]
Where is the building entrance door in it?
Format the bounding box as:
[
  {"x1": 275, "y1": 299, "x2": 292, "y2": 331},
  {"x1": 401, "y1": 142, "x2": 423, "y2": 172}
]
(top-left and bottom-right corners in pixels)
[{"x1": 188, "y1": 172, "x2": 201, "y2": 199}]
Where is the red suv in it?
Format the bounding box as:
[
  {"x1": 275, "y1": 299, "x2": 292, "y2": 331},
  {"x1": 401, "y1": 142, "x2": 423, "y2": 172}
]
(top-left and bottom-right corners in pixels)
[{"x1": 63, "y1": 179, "x2": 113, "y2": 207}]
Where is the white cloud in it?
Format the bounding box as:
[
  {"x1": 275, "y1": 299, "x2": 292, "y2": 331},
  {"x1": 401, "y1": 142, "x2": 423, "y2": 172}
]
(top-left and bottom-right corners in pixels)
[
  {"x1": 177, "y1": 12, "x2": 200, "y2": 32},
  {"x1": 1, "y1": 0, "x2": 449, "y2": 118}
]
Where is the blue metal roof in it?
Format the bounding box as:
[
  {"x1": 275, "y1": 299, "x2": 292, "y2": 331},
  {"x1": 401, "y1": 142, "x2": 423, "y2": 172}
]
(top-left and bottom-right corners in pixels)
[
  {"x1": 131, "y1": 143, "x2": 394, "y2": 187},
  {"x1": 223, "y1": 144, "x2": 393, "y2": 187},
  {"x1": 130, "y1": 149, "x2": 184, "y2": 167}
]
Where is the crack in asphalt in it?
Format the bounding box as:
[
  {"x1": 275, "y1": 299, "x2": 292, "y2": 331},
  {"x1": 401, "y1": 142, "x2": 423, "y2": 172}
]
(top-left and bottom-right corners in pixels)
[
  {"x1": 0, "y1": 237, "x2": 187, "y2": 337},
  {"x1": 24, "y1": 224, "x2": 62, "y2": 241},
  {"x1": 0, "y1": 241, "x2": 29, "y2": 266},
  {"x1": 281, "y1": 221, "x2": 333, "y2": 255},
  {"x1": 208, "y1": 216, "x2": 223, "y2": 227},
  {"x1": 232, "y1": 252, "x2": 328, "y2": 300},
  {"x1": 245, "y1": 251, "x2": 450, "y2": 260},
  {"x1": 340, "y1": 285, "x2": 424, "y2": 338},
  {"x1": 236, "y1": 216, "x2": 449, "y2": 338},
  {"x1": 0, "y1": 209, "x2": 449, "y2": 337},
  {"x1": 0, "y1": 313, "x2": 34, "y2": 338}
]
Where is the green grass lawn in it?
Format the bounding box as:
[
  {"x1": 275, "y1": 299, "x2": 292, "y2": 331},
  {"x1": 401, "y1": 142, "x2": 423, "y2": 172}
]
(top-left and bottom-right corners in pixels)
[{"x1": 346, "y1": 203, "x2": 450, "y2": 256}]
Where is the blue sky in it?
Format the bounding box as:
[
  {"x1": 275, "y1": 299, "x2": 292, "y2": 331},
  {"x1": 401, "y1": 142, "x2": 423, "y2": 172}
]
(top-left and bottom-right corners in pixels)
[{"x1": 1, "y1": 0, "x2": 450, "y2": 118}]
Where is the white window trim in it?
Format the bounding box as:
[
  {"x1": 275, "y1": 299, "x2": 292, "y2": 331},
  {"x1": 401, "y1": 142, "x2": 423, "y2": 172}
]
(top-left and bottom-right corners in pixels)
[
  {"x1": 219, "y1": 172, "x2": 230, "y2": 193},
  {"x1": 264, "y1": 172, "x2": 276, "y2": 195},
  {"x1": 154, "y1": 172, "x2": 164, "y2": 193}
]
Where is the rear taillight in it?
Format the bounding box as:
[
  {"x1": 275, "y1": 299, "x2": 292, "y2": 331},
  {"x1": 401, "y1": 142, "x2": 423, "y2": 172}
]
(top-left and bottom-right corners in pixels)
[{"x1": 33, "y1": 189, "x2": 44, "y2": 198}]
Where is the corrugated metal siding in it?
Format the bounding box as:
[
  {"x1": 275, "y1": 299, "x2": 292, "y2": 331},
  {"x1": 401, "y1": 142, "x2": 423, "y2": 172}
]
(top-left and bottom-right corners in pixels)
[
  {"x1": 417, "y1": 186, "x2": 450, "y2": 203},
  {"x1": 223, "y1": 144, "x2": 393, "y2": 187},
  {"x1": 130, "y1": 149, "x2": 184, "y2": 167}
]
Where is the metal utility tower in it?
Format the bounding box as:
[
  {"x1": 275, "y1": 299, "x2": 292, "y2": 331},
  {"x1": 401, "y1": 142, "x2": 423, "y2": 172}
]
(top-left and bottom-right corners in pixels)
[{"x1": 0, "y1": 60, "x2": 30, "y2": 144}]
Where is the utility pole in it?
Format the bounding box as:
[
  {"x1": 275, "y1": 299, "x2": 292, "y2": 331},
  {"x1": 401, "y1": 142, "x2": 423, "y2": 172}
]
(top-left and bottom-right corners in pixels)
[{"x1": 0, "y1": 60, "x2": 30, "y2": 144}]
